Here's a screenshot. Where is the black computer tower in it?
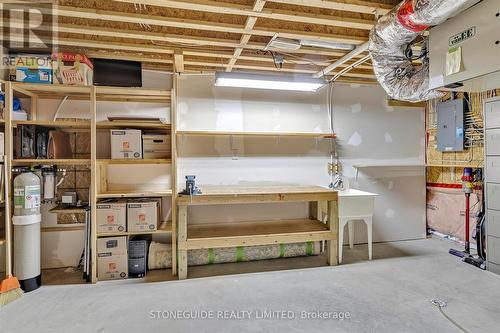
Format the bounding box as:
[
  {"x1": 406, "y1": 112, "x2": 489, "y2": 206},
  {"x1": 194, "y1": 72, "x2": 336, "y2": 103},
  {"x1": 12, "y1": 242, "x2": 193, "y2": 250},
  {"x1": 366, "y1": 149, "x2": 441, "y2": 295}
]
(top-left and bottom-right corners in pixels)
[{"x1": 128, "y1": 239, "x2": 148, "y2": 278}]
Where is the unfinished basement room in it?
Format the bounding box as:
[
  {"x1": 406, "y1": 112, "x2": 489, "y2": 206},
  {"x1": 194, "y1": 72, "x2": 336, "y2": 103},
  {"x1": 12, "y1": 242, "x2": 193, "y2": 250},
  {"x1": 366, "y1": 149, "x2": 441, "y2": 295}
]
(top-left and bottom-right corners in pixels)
[{"x1": 0, "y1": 0, "x2": 500, "y2": 332}]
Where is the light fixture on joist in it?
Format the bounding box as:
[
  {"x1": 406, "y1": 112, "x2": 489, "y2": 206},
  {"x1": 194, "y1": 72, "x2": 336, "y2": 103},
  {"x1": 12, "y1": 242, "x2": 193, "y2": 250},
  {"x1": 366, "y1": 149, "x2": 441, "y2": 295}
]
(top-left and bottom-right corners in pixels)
[{"x1": 214, "y1": 72, "x2": 326, "y2": 92}]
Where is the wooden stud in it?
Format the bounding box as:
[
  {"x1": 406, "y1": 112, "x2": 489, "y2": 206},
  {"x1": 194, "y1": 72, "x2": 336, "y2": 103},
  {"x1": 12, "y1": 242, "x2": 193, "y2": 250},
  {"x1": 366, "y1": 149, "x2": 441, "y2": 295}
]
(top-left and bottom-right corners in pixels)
[
  {"x1": 226, "y1": 0, "x2": 266, "y2": 72},
  {"x1": 4, "y1": 82, "x2": 13, "y2": 277},
  {"x1": 90, "y1": 86, "x2": 98, "y2": 283},
  {"x1": 171, "y1": 74, "x2": 179, "y2": 276},
  {"x1": 266, "y1": 0, "x2": 391, "y2": 15},
  {"x1": 327, "y1": 200, "x2": 339, "y2": 266},
  {"x1": 177, "y1": 205, "x2": 188, "y2": 280},
  {"x1": 173, "y1": 50, "x2": 185, "y2": 73},
  {"x1": 54, "y1": 6, "x2": 367, "y2": 45}
]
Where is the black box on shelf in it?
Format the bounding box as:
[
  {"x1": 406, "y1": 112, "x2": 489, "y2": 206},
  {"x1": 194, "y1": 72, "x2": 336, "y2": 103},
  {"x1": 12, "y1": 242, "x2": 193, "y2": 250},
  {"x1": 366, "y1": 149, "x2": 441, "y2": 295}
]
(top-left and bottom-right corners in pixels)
[{"x1": 128, "y1": 239, "x2": 148, "y2": 278}]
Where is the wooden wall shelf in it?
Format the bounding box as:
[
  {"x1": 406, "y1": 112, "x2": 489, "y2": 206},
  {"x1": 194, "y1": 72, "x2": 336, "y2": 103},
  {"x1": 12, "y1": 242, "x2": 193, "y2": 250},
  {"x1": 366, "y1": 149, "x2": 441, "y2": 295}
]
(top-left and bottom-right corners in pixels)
[
  {"x1": 12, "y1": 120, "x2": 91, "y2": 129},
  {"x1": 96, "y1": 121, "x2": 171, "y2": 129},
  {"x1": 97, "y1": 159, "x2": 171, "y2": 165},
  {"x1": 12, "y1": 159, "x2": 91, "y2": 166},
  {"x1": 176, "y1": 130, "x2": 330, "y2": 138},
  {"x1": 49, "y1": 205, "x2": 88, "y2": 214},
  {"x1": 96, "y1": 190, "x2": 173, "y2": 199}
]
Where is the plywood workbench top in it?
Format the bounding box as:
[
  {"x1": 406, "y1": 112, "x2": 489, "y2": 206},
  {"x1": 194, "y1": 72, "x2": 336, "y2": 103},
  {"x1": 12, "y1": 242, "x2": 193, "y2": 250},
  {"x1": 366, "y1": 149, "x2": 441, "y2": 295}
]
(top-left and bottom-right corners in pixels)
[{"x1": 177, "y1": 185, "x2": 338, "y2": 205}]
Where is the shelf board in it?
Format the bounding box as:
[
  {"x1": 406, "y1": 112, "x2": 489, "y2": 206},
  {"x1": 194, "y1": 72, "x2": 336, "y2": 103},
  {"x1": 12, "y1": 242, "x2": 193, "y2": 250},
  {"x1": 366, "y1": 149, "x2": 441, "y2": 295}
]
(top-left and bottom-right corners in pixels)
[
  {"x1": 49, "y1": 205, "x2": 88, "y2": 214},
  {"x1": 353, "y1": 164, "x2": 424, "y2": 168},
  {"x1": 12, "y1": 120, "x2": 90, "y2": 129},
  {"x1": 426, "y1": 164, "x2": 484, "y2": 168},
  {"x1": 97, "y1": 159, "x2": 171, "y2": 165},
  {"x1": 97, "y1": 189, "x2": 172, "y2": 198},
  {"x1": 4, "y1": 81, "x2": 171, "y2": 102},
  {"x1": 97, "y1": 223, "x2": 172, "y2": 237},
  {"x1": 96, "y1": 121, "x2": 171, "y2": 130},
  {"x1": 176, "y1": 130, "x2": 330, "y2": 138},
  {"x1": 41, "y1": 225, "x2": 86, "y2": 232},
  {"x1": 12, "y1": 159, "x2": 91, "y2": 166},
  {"x1": 181, "y1": 218, "x2": 334, "y2": 250}
]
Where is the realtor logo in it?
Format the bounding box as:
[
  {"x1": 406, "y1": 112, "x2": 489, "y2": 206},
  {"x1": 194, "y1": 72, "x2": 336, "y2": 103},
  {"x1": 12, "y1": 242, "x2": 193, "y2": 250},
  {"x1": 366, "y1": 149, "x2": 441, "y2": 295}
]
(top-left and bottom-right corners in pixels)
[{"x1": 1, "y1": 1, "x2": 55, "y2": 53}]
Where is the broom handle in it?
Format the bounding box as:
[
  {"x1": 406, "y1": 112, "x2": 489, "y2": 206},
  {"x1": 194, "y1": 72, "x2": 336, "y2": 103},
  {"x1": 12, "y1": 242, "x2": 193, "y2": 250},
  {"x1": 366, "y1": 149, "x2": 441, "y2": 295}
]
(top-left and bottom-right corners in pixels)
[{"x1": 4, "y1": 157, "x2": 12, "y2": 276}]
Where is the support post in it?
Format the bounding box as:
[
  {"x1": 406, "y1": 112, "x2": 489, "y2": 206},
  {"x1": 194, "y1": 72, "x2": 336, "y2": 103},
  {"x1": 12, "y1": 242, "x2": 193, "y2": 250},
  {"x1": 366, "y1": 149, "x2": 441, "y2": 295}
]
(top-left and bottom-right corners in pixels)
[
  {"x1": 327, "y1": 199, "x2": 339, "y2": 265},
  {"x1": 177, "y1": 205, "x2": 188, "y2": 279}
]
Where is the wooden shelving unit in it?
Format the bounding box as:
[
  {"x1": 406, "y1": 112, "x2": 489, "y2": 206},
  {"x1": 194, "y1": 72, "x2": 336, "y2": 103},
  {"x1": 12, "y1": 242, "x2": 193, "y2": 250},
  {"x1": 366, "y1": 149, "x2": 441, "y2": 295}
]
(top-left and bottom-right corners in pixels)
[{"x1": 1, "y1": 80, "x2": 176, "y2": 284}]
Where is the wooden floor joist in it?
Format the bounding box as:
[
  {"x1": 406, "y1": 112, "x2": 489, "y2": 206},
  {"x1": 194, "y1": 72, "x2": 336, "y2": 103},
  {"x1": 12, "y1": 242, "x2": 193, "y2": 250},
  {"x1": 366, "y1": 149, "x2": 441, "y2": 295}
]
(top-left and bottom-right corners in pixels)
[{"x1": 0, "y1": 0, "x2": 399, "y2": 82}]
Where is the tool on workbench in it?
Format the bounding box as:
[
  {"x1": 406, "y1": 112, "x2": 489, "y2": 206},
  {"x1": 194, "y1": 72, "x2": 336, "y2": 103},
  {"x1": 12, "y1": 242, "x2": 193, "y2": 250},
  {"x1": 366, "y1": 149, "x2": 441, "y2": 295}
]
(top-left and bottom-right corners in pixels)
[{"x1": 179, "y1": 175, "x2": 202, "y2": 195}]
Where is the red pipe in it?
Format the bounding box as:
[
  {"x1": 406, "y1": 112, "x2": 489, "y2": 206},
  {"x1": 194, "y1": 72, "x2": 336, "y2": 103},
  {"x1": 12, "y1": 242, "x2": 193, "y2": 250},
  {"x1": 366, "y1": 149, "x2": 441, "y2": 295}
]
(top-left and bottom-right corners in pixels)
[{"x1": 465, "y1": 193, "x2": 470, "y2": 254}]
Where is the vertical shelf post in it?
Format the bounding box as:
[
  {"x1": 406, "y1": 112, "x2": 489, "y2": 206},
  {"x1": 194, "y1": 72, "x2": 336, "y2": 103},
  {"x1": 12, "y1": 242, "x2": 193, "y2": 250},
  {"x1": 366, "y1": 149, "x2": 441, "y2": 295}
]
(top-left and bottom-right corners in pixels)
[
  {"x1": 171, "y1": 74, "x2": 178, "y2": 276},
  {"x1": 4, "y1": 82, "x2": 13, "y2": 277},
  {"x1": 90, "y1": 86, "x2": 97, "y2": 283}
]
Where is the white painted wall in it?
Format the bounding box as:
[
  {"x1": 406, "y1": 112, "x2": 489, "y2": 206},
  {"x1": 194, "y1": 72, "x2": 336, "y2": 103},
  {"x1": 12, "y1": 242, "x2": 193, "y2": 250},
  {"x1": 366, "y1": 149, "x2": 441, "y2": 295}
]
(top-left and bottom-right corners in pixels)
[
  {"x1": 177, "y1": 75, "x2": 426, "y2": 243},
  {"x1": 24, "y1": 71, "x2": 426, "y2": 269}
]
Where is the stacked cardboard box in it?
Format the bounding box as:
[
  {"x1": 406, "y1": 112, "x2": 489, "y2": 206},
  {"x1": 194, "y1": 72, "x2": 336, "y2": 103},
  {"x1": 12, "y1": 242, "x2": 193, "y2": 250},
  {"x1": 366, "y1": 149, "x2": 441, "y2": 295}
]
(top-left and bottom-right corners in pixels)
[{"x1": 97, "y1": 236, "x2": 128, "y2": 280}]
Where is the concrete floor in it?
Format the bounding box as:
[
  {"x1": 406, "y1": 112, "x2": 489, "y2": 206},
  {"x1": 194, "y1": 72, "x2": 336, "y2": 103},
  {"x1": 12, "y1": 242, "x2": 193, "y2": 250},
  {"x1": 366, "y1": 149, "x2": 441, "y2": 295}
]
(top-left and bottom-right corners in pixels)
[{"x1": 1, "y1": 237, "x2": 500, "y2": 333}]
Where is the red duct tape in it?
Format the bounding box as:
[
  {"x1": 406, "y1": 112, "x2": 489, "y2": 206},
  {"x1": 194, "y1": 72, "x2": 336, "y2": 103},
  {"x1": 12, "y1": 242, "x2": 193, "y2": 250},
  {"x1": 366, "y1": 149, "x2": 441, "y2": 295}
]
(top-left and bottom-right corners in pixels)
[{"x1": 397, "y1": 0, "x2": 429, "y2": 32}]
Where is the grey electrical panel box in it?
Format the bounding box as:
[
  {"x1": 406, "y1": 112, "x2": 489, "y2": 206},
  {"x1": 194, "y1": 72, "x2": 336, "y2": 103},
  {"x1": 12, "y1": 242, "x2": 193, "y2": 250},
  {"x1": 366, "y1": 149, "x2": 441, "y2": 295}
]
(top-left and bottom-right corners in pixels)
[{"x1": 437, "y1": 99, "x2": 466, "y2": 152}]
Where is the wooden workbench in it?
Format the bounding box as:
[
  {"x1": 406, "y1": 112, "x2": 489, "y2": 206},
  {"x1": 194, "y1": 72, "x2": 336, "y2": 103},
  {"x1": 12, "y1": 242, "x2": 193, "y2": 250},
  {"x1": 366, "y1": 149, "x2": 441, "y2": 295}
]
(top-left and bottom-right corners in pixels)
[{"x1": 177, "y1": 185, "x2": 339, "y2": 279}]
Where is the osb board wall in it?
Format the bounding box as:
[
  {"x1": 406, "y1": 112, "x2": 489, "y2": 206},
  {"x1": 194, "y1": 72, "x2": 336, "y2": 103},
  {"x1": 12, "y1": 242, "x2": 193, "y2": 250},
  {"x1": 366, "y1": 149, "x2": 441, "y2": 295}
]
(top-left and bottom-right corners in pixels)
[
  {"x1": 55, "y1": 121, "x2": 90, "y2": 224},
  {"x1": 426, "y1": 90, "x2": 500, "y2": 184}
]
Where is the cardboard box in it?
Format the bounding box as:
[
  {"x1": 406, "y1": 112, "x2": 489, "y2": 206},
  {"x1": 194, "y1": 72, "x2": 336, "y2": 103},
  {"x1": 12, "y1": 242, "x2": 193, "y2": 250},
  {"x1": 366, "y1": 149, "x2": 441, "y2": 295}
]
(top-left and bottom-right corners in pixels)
[
  {"x1": 97, "y1": 236, "x2": 128, "y2": 280},
  {"x1": 142, "y1": 134, "x2": 171, "y2": 159},
  {"x1": 127, "y1": 200, "x2": 159, "y2": 232},
  {"x1": 97, "y1": 201, "x2": 126, "y2": 233},
  {"x1": 52, "y1": 52, "x2": 93, "y2": 85},
  {"x1": 111, "y1": 129, "x2": 142, "y2": 159},
  {"x1": 14, "y1": 55, "x2": 52, "y2": 84}
]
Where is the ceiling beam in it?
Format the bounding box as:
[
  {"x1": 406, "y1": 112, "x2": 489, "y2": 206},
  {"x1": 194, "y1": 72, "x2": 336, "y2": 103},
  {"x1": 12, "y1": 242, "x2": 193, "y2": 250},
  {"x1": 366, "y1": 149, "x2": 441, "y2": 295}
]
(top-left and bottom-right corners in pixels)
[
  {"x1": 113, "y1": 0, "x2": 374, "y2": 30},
  {"x1": 3, "y1": 19, "x2": 363, "y2": 58},
  {"x1": 266, "y1": 0, "x2": 392, "y2": 15},
  {"x1": 226, "y1": 0, "x2": 266, "y2": 72},
  {"x1": 53, "y1": 5, "x2": 367, "y2": 45}
]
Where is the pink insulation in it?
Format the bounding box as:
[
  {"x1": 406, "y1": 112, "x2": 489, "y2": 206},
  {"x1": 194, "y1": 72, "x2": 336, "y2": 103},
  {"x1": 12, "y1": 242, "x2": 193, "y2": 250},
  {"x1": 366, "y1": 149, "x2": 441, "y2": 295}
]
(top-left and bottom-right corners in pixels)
[{"x1": 426, "y1": 186, "x2": 482, "y2": 241}]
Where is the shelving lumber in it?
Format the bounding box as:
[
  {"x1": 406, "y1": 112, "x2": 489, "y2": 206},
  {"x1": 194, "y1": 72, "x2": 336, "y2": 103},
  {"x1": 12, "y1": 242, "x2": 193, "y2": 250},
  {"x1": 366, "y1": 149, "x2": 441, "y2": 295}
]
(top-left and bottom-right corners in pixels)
[
  {"x1": 2, "y1": 81, "x2": 171, "y2": 102},
  {"x1": 176, "y1": 130, "x2": 330, "y2": 138},
  {"x1": 177, "y1": 185, "x2": 339, "y2": 279},
  {"x1": 181, "y1": 219, "x2": 335, "y2": 250},
  {"x1": 177, "y1": 185, "x2": 338, "y2": 205}
]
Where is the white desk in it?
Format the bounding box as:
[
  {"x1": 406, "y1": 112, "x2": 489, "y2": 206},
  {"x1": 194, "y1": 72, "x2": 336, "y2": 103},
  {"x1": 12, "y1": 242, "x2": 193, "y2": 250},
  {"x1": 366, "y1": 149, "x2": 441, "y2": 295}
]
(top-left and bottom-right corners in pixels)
[{"x1": 338, "y1": 189, "x2": 378, "y2": 263}]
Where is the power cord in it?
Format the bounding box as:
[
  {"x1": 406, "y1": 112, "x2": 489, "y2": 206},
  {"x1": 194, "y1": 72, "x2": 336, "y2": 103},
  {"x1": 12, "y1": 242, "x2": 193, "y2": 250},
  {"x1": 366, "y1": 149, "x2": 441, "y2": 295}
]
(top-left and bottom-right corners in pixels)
[{"x1": 430, "y1": 299, "x2": 468, "y2": 333}]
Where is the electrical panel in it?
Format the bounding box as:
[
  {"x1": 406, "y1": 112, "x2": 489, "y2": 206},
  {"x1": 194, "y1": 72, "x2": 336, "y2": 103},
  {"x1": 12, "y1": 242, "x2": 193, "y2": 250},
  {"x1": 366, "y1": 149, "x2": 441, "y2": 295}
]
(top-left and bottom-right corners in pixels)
[{"x1": 437, "y1": 99, "x2": 466, "y2": 152}]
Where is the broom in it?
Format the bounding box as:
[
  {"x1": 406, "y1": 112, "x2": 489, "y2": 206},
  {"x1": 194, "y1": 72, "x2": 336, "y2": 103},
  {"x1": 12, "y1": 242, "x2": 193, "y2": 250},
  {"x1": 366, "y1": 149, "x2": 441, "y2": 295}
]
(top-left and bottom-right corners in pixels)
[{"x1": 0, "y1": 157, "x2": 23, "y2": 306}]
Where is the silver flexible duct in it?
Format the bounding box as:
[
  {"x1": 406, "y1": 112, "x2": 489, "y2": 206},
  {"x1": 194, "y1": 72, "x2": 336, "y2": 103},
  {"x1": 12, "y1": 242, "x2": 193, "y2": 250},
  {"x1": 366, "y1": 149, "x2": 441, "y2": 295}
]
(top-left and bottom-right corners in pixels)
[{"x1": 369, "y1": 0, "x2": 476, "y2": 102}]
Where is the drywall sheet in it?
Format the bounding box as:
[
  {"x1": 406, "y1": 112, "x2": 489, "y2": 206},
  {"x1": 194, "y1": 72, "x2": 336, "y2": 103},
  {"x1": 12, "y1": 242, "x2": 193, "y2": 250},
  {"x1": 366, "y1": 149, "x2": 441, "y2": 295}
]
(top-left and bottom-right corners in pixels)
[
  {"x1": 177, "y1": 75, "x2": 426, "y2": 243},
  {"x1": 427, "y1": 186, "x2": 481, "y2": 240}
]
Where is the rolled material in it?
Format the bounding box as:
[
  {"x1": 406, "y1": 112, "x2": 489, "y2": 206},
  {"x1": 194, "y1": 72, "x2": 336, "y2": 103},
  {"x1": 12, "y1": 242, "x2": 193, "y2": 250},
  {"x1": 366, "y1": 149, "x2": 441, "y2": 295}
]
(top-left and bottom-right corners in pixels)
[{"x1": 148, "y1": 242, "x2": 320, "y2": 270}]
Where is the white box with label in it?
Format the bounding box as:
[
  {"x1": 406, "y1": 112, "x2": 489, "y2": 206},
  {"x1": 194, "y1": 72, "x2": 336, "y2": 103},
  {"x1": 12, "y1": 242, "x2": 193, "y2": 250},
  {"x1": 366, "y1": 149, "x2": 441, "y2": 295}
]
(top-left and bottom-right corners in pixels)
[
  {"x1": 97, "y1": 236, "x2": 128, "y2": 280},
  {"x1": 110, "y1": 129, "x2": 142, "y2": 159},
  {"x1": 127, "y1": 200, "x2": 158, "y2": 232},
  {"x1": 97, "y1": 201, "x2": 126, "y2": 233}
]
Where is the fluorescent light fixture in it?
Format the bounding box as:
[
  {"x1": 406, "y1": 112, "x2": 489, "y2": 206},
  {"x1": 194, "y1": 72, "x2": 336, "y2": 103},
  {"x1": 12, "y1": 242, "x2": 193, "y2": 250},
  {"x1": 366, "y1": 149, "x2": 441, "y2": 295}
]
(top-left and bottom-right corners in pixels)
[
  {"x1": 300, "y1": 39, "x2": 355, "y2": 51},
  {"x1": 214, "y1": 72, "x2": 326, "y2": 92}
]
